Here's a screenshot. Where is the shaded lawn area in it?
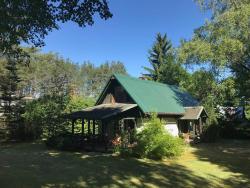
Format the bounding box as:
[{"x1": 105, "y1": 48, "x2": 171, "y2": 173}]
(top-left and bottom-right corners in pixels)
[{"x1": 0, "y1": 140, "x2": 250, "y2": 188}]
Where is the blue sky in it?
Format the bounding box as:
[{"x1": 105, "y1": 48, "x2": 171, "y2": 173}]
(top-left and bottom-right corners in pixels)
[{"x1": 42, "y1": 0, "x2": 210, "y2": 77}]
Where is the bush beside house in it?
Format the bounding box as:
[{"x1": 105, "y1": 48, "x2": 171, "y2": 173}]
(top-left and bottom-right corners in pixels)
[{"x1": 117, "y1": 114, "x2": 185, "y2": 160}]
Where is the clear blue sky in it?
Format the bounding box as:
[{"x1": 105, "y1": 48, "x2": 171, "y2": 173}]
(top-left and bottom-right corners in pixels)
[{"x1": 42, "y1": 0, "x2": 210, "y2": 77}]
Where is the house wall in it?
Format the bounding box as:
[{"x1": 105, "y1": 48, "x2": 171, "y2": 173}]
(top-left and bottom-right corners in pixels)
[
  {"x1": 161, "y1": 117, "x2": 179, "y2": 137},
  {"x1": 161, "y1": 117, "x2": 178, "y2": 124},
  {"x1": 135, "y1": 116, "x2": 180, "y2": 137},
  {"x1": 101, "y1": 79, "x2": 134, "y2": 104}
]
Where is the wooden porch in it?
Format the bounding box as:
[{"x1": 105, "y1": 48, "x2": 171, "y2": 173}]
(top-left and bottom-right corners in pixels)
[
  {"x1": 65, "y1": 103, "x2": 140, "y2": 151},
  {"x1": 178, "y1": 106, "x2": 208, "y2": 143}
]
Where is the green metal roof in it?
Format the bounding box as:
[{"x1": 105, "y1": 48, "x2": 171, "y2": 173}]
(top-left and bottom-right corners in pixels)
[{"x1": 111, "y1": 74, "x2": 199, "y2": 115}]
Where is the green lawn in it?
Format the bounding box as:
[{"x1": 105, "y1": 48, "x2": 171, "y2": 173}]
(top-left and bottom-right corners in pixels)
[{"x1": 0, "y1": 140, "x2": 250, "y2": 188}]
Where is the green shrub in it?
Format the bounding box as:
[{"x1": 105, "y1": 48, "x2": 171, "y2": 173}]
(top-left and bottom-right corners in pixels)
[
  {"x1": 245, "y1": 105, "x2": 250, "y2": 120},
  {"x1": 148, "y1": 133, "x2": 184, "y2": 159},
  {"x1": 45, "y1": 134, "x2": 83, "y2": 151},
  {"x1": 220, "y1": 120, "x2": 250, "y2": 139},
  {"x1": 22, "y1": 95, "x2": 95, "y2": 140},
  {"x1": 22, "y1": 96, "x2": 69, "y2": 139},
  {"x1": 65, "y1": 95, "x2": 95, "y2": 113},
  {"x1": 132, "y1": 114, "x2": 184, "y2": 160},
  {"x1": 120, "y1": 147, "x2": 133, "y2": 158}
]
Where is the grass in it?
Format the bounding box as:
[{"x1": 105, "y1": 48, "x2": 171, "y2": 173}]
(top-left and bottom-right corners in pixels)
[{"x1": 0, "y1": 140, "x2": 250, "y2": 188}]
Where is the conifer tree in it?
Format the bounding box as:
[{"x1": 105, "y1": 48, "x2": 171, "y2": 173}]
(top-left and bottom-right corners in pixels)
[
  {"x1": 0, "y1": 57, "x2": 23, "y2": 137},
  {"x1": 142, "y1": 33, "x2": 173, "y2": 81}
]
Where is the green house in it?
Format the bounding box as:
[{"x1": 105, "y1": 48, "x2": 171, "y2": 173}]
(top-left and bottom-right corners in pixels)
[{"x1": 68, "y1": 74, "x2": 208, "y2": 145}]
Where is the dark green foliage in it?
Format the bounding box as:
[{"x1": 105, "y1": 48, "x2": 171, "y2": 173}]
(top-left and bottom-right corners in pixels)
[
  {"x1": 22, "y1": 95, "x2": 94, "y2": 140},
  {"x1": 234, "y1": 65, "x2": 250, "y2": 99},
  {"x1": 246, "y1": 104, "x2": 250, "y2": 120},
  {"x1": 0, "y1": 57, "x2": 24, "y2": 139},
  {"x1": 143, "y1": 33, "x2": 173, "y2": 81},
  {"x1": 182, "y1": 70, "x2": 216, "y2": 102},
  {"x1": 181, "y1": 70, "x2": 240, "y2": 125},
  {"x1": 119, "y1": 145, "x2": 133, "y2": 158},
  {"x1": 22, "y1": 95, "x2": 69, "y2": 139},
  {"x1": 132, "y1": 114, "x2": 184, "y2": 160},
  {"x1": 115, "y1": 130, "x2": 135, "y2": 158},
  {"x1": 143, "y1": 33, "x2": 189, "y2": 86},
  {"x1": 158, "y1": 61, "x2": 189, "y2": 86},
  {"x1": 45, "y1": 133, "x2": 84, "y2": 151},
  {"x1": 220, "y1": 120, "x2": 250, "y2": 139},
  {"x1": 180, "y1": 0, "x2": 250, "y2": 102},
  {"x1": 65, "y1": 95, "x2": 95, "y2": 113},
  {"x1": 201, "y1": 123, "x2": 220, "y2": 142}
]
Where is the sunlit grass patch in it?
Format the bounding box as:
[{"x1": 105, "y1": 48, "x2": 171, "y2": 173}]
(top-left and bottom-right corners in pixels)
[{"x1": 0, "y1": 139, "x2": 249, "y2": 188}]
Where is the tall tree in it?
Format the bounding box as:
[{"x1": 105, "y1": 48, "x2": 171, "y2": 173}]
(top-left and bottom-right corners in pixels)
[
  {"x1": 179, "y1": 0, "x2": 250, "y2": 98},
  {"x1": 158, "y1": 60, "x2": 189, "y2": 86},
  {"x1": 80, "y1": 61, "x2": 127, "y2": 97},
  {"x1": 0, "y1": 0, "x2": 112, "y2": 56},
  {"x1": 18, "y1": 50, "x2": 127, "y2": 99},
  {"x1": 19, "y1": 49, "x2": 79, "y2": 98},
  {"x1": 0, "y1": 0, "x2": 112, "y2": 137},
  {"x1": 143, "y1": 33, "x2": 173, "y2": 81},
  {"x1": 0, "y1": 56, "x2": 23, "y2": 137},
  {"x1": 143, "y1": 33, "x2": 188, "y2": 86},
  {"x1": 195, "y1": 0, "x2": 249, "y2": 15}
]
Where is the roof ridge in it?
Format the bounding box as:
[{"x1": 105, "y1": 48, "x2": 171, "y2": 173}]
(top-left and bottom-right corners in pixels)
[
  {"x1": 184, "y1": 106, "x2": 203, "y2": 108},
  {"x1": 113, "y1": 73, "x2": 175, "y2": 88}
]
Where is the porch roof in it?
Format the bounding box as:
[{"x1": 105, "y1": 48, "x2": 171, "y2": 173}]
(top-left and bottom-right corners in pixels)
[
  {"x1": 66, "y1": 103, "x2": 138, "y2": 120},
  {"x1": 180, "y1": 106, "x2": 208, "y2": 120}
]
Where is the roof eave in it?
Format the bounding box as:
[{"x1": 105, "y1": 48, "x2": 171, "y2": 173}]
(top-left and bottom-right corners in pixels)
[
  {"x1": 95, "y1": 75, "x2": 114, "y2": 105},
  {"x1": 144, "y1": 112, "x2": 184, "y2": 116}
]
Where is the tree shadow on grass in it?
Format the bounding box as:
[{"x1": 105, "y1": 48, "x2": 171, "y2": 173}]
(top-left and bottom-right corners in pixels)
[
  {"x1": 0, "y1": 142, "x2": 212, "y2": 188},
  {"x1": 192, "y1": 139, "x2": 250, "y2": 188}
]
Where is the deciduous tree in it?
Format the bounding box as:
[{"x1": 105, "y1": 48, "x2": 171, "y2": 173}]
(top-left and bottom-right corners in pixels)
[
  {"x1": 179, "y1": 0, "x2": 250, "y2": 98},
  {"x1": 0, "y1": 0, "x2": 112, "y2": 56}
]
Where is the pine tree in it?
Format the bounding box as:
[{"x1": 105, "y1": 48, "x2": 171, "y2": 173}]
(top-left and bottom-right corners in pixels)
[
  {"x1": 142, "y1": 33, "x2": 173, "y2": 81},
  {"x1": 0, "y1": 57, "x2": 23, "y2": 138}
]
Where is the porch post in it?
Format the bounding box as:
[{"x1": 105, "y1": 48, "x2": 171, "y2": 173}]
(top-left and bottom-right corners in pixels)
[
  {"x1": 72, "y1": 119, "x2": 75, "y2": 134},
  {"x1": 101, "y1": 120, "x2": 104, "y2": 136},
  {"x1": 88, "y1": 119, "x2": 91, "y2": 135},
  {"x1": 102, "y1": 121, "x2": 108, "y2": 151},
  {"x1": 194, "y1": 120, "x2": 197, "y2": 135},
  {"x1": 93, "y1": 120, "x2": 96, "y2": 135},
  {"x1": 199, "y1": 118, "x2": 203, "y2": 134},
  {"x1": 82, "y1": 119, "x2": 84, "y2": 136}
]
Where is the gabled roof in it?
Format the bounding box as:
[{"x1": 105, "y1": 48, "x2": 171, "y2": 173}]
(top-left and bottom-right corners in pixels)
[{"x1": 97, "y1": 74, "x2": 199, "y2": 115}]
